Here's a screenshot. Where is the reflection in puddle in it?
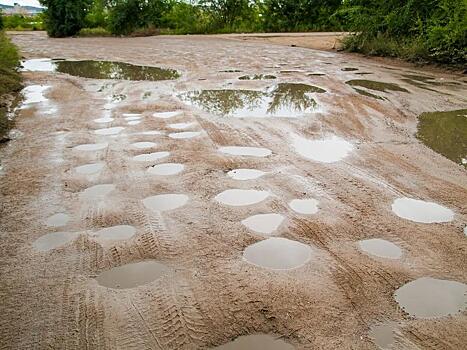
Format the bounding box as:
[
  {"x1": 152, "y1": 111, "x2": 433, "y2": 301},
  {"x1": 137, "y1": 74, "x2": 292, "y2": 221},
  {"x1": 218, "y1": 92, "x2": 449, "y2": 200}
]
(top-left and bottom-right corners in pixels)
[
  {"x1": 288, "y1": 198, "x2": 319, "y2": 215},
  {"x1": 153, "y1": 111, "x2": 183, "y2": 119},
  {"x1": 81, "y1": 184, "x2": 115, "y2": 200},
  {"x1": 179, "y1": 83, "x2": 325, "y2": 118},
  {"x1": 45, "y1": 213, "x2": 70, "y2": 227},
  {"x1": 369, "y1": 321, "x2": 398, "y2": 350},
  {"x1": 147, "y1": 163, "x2": 184, "y2": 175},
  {"x1": 131, "y1": 141, "x2": 156, "y2": 149},
  {"x1": 169, "y1": 122, "x2": 195, "y2": 130},
  {"x1": 358, "y1": 239, "x2": 402, "y2": 259},
  {"x1": 33, "y1": 231, "x2": 79, "y2": 252},
  {"x1": 73, "y1": 143, "x2": 108, "y2": 151},
  {"x1": 215, "y1": 189, "x2": 270, "y2": 206},
  {"x1": 219, "y1": 146, "x2": 271, "y2": 157},
  {"x1": 346, "y1": 80, "x2": 408, "y2": 93},
  {"x1": 416, "y1": 109, "x2": 467, "y2": 166},
  {"x1": 20, "y1": 85, "x2": 50, "y2": 106},
  {"x1": 94, "y1": 126, "x2": 125, "y2": 136},
  {"x1": 242, "y1": 213, "x2": 285, "y2": 235},
  {"x1": 75, "y1": 163, "x2": 104, "y2": 175},
  {"x1": 243, "y1": 237, "x2": 312, "y2": 270},
  {"x1": 96, "y1": 260, "x2": 173, "y2": 289},
  {"x1": 353, "y1": 88, "x2": 384, "y2": 100},
  {"x1": 143, "y1": 194, "x2": 189, "y2": 212},
  {"x1": 238, "y1": 74, "x2": 277, "y2": 80},
  {"x1": 133, "y1": 151, "x2": 170, "y2": 162},
  {"x1": 214, "y1": 334, "x2": 294, "y2": 349},
  {"x1": 394, "y1": 277, "x2": 466, "y2": 318},
  {"x1": 21, "y1": 58, "x2": 55, "y2": 72},
  {"x1": 342, "y1": 67, "x2": 358, "y2": 71},
  {"x1": 168, "y1": 131, "x2": 201, "y2": 139},
  {"x1": 227, "y1": 169, "x2": 265, "y2": 180},
  {"x1": 92, "y1": 225, "x2": 136, "y2": 242},
  {"x1": 291, "y1": 134, "x2": 353, "y2": 163},
  {"x1": 391, "y1": 197, "x2": 454, "y2": 223}
]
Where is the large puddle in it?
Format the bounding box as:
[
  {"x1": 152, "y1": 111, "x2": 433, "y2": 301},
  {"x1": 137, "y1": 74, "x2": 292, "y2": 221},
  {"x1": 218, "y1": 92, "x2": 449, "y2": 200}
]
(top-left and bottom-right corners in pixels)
[
  {"x1": 369, "y1": 321, "x2": 398, "y2": 350},
  {"x1": 20, "y1": 85, "x2": 50, "y2": 106},
  {"x1": 219, "y1": 146, "x2": 272, "y2": 157},
  {"x1": 215, "y1": 189, "x2": 270, "y2": 206},
  {"x1": 291, "y1": 134, "x2": 353, "y2": 163},
  {"x1": 227, "y1": 169, "x2": 266, "y2": 180},
  {"x1": 241, "y1": 213, "x2": 285, "y2": 235},
  {"x1": 147, "y1": 163, "x2": 184, "y2": 175},
  {"x1": 358, "y1": 239, "x2": 402, "y2": 259},
  {"x1": 391, "y1": 197, "x2": 454, "y2": 223},
  {"x1": 133, "y1": 151, "x2": 170, "y2": 162},
  {"x1": 346, "y1": 80, "x2": 408, "y2": 93},
  {"x1": 416, "y1": 109, "x2": 467, "y2": 166},
  {"x1": 74, "y1": 143, "x2": 108, "y2": 152},
  {"x1": 94, "y1": 126, "x2": 125, "y2": 136},
  {"x1": 143, "y1": 194, "x2": 189, "y2": 212},
  {"x1": 214, "y1": 334, "x2": 294, "y2": 349},
  {"x1": 153, "y1": 111, "x2": 183, "y2": 119},
  {"x1": 394, "y1": 277, "x2": 466, "y2": 318},
  {"x1": 168, "y1": 131, "x2": 201, "y2": 139},
  {"x1": 80, "y1": 184, "x2": 115, "y2": 200},
  {"x1": 96, "y1": 260, "x2": 173, "y2": 289},
  {"x1": 169, "y1": 122, "x2": 196, "y2": 130},
  {"x1": 92, "y1": 225, "x2": 136, "y2": 242},
  {"x1": 131, "y1": 142, "x2": 157, "y2": 149},
  {"x1": 179, "y1": 83, "x2": 325, "y2": 118},
  {"x1": 33, "y1": 231, "x2": 79, "y2": 252},
  {"x1": 75, "y1": 163, "x2": 104, "y2": 175},
  {"x1": 288, "y1": 198, "x2": 319, "y2": 215},
  {"x1": 22, "y1": 59, "x2": 180, "y2": 81},
  {"x1": 45, "y1": 213, "x2": 70, "y2": 227},
  {"x1": 243, "y1": 237, "x2": 312, "y2": 270}
]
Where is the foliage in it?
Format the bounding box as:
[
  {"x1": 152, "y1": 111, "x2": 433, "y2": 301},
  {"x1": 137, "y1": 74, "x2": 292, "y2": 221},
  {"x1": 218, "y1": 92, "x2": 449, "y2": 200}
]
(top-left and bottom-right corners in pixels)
[
  {"x1": 79, "y1": 27, "x2": 111, "y2": 36},
  {"x1": 0, "y1": 11, "x2": 3, "y2": 31},
  {"x1": 2, "y1": 14, "x2": 45, "y2": 31},
  {"x1": 39, "y1": 0, "x2": 93, "y2": 37}
]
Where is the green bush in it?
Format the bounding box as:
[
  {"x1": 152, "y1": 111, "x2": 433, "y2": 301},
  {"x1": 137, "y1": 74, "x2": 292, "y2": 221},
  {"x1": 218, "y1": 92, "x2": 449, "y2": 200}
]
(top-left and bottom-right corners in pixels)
[
  {"x1": 78, "y1": 27, "x2": 111, "y2": 37},
  {"x1": 40, "y1": 0, "x2": 92, "y2": 37},
  {"x1": 2, "y1": 14, "x2": 45, "y2": 31}
]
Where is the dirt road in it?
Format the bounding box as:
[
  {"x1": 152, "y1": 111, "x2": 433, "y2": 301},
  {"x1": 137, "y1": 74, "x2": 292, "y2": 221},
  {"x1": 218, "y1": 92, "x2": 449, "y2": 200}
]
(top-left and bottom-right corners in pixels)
[{"x1": 1, "y1": 31, "x2": 466, "y2": 349}]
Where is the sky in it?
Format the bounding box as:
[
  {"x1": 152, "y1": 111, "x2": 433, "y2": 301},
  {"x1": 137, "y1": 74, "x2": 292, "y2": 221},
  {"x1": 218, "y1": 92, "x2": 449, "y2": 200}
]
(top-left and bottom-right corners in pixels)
[{"x1": 0, "y1": 0, "x2": 43, "y2": 7}]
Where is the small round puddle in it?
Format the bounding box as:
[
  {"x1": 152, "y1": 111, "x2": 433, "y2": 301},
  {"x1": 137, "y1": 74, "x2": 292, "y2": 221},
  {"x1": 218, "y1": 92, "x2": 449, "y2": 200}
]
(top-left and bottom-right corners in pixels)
[
  {"x1": 358, "y1": 239, "x2": 402, "y2": 259},
  {"x1": 369, "y1": 321, "x2": 398, "y2": 350},
  {"x1": 242, "y1": 213, "x2": 285, "y2": 235},
  {"x1": 94, "y1": 127, "x2": 125, "y2": 136},
  {"x1": 394, "y1": 277, "x2": 466, "y2": 318},
  {"x1": 94, "y1": 117, "x2": 114, "y2": 123},
  {"x1": 243, "y1": 237, "x2": 312, "y2": 270},
  {"x1": 139, "y1": 130, "x2": 163, "y2": 135},
  {"x1": 143, "y1": 194, "x2": 189, "y2": 212},
  {"x1": 215, "y1": 189, "x2": 270, "y2": 206},
  {"x1": 153, "y1": 111, "x2": 183, "y2": 119},
  {"x1": 289, "y1": 198, "x2": 319, "y2": 215},
  {"x1": 227, "y1": 169, "x2": 265, "y2": 180},
  {"x1": 33, "y1": 232, "x2": 79, "y2": 252},
  {"x1": 81, "y1": 184, "x2": 115, "y2": 200},
  {"x1": 128, "y1": 121, "x2": 141, "y2": 125},
  {"x1": 168, "y1": 131, "x2": 201, "y2": 139},
  {"x1": 291, "y1": 134, "x2": 353, "y2": 163},
  {"x1": 391, "y1": 197, "x2": 454, "y2": 223},
  {"x1": 96, "y1": 260, "x2": 173, "y2": 289},
  {"x1": 74, "y1": 143, "x2": 108, "y2": 151},
  {"x1": 214, "y1": 334, "x2": 295, "y2": 349},
  {"x1": 147, "y1": 163, "x2": 184, "y2": 175},
  {"x1": 75, "y1": 163, "x2": 104, "y2": 175},
  {"x1": 132, "y1": 142, "x2": 156, "y2": 149},
  {"x1": 169, "y1": 122, "x2": 195, "y2": 130},
  {"x1": 219, "y1": 146, "x2": 272, "y2": 157},
  {"x1": 45, "y1": 213, "x2": 70, "y2": 227},
  {"x1": 123, "y1": 114, "x2": 142, "y2": 120},
  {"x1": 92, "y1": 225, "x2": 136, "y2": 241},
  {"x1": 133, "y1": 151, "x2": 170, "y2": 162}
]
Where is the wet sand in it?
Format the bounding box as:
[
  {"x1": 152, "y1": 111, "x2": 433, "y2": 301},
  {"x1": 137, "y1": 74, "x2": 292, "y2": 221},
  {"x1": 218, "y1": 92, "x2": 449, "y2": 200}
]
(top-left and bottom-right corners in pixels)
[{"x1": 1, "y1": 31, "x2": 466, "y2": 349}]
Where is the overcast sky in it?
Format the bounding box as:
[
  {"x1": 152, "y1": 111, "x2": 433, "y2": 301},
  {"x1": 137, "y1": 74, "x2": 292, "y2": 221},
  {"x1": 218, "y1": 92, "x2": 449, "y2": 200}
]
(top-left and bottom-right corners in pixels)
[{"x1": 0, "y1": 0, "x2": 43, "y2": 7}]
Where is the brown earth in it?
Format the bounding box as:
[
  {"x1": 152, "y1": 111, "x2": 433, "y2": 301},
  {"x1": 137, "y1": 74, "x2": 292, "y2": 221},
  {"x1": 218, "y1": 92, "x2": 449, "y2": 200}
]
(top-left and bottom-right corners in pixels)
[{"x1": 0, "y1": 31, "x2": 466, "y2": 349}]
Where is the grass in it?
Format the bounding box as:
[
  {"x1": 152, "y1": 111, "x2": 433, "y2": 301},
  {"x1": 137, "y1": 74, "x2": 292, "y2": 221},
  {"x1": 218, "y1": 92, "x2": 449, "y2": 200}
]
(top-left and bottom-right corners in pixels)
[{"x1": 78, "y1": 27, "x2": 112, "y2": 37}]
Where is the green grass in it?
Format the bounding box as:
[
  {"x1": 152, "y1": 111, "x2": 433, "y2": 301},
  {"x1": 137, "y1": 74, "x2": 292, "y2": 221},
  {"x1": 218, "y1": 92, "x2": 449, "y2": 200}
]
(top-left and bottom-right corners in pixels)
[{"x1": 78, "y1": 27, "x2": 112, "y2": 37}]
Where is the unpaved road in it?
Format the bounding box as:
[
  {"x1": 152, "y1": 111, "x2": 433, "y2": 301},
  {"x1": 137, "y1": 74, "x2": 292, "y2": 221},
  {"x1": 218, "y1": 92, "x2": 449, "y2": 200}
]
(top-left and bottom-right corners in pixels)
[{"x1": 1, "y1": 31, "x2": 466, "y2": 349}]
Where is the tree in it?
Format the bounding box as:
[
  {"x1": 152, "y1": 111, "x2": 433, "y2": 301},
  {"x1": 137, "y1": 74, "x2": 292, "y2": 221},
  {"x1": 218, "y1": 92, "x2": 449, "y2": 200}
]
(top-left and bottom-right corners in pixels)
[
  {"x1": 0, "y1": 11, "x2": 4, "y2": 31},
  {"x1": 40, "y1": 0, "x2": 93, "y2": 37}
]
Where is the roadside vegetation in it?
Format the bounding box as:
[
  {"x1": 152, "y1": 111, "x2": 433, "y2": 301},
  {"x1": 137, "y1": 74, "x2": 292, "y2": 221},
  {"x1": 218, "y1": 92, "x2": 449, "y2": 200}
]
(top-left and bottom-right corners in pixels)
[{"x1": 1, "y1": 14, "x2": 45, "y2": 31}]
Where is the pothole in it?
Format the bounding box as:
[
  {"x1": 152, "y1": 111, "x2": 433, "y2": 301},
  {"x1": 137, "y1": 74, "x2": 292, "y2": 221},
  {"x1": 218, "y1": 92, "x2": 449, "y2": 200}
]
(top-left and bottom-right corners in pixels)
[
  {"x1": 227, "y1": 169, "x2": 266, "y2": 180},
  {"x1": 153, "y1": 111, "x2": 183, "y2": 119},
  {"x1": 73, "y1": 143, "x2": 108, "y2": 151},
  {"x1": 391, "y1": 197, "x2": 454, "y2": 223},
  {"x1": 169, "y1": 122, "x2": 196, "y2": 130},
  {"x1": 238, "y1": 74, "x2": 277, "y2": 80},
  {"x1": 45, "y1": 213, "x2": 70, "y2": 227},
  {"x1": 369, "y1": 321, "x2": 398, "y2": 350},
  {"x1": 215, "y1": 189, "x2": 270, "y2": 206},
  {"x1": 219, "y1": 146, "x2": 272, "y2": 157},
  {"x1": 33, "y1": 232, "x2": 79, "y2": 252},
  {"x1": 242, "y1": 213, "x2": 285, "y2": 235},
  {"x1": 346, "y1": 80, "x2": 408, "y2": 93},
  {"x1": 291, "y1": 134, "x2": 353, "y2": 163},
  {"x1": 288, "y1": 198, "x2": 319, "y2": 214},
  {"x1": 131, "y1": 142, "x2": 156, "y2": 149},
  {"x1": 213, "y1": 334, "x2": 295, "y2": 349},
  {"x1": 80, "y1": 184, "x2": 115, "y2": 200},
  {"x1": 168, "y1": 131, "x2": 201, "y2": 139},
  {"x1": 75, "y1": 163, "x2": 104, "y2": 175},
  {"x1": 243, "y1": 237, "x2": 312, "y2": 270},
  {"x1": 394, "y1": 277, "x2": 466, "y2": 318},
  {"x1": 94, "y1": 127, "x2": 125, "y2": 136},
  {"x1": 142, "y1": 194, "x2": 189, "y2": 212},
  {"x1": 20, "y1": 85, "x2": 50, "y2": 106},
  {"x1": 91, "y1": 225, "x2": 136, "y2": 242},
  {"x1": 358, "y1": 239, "x2": 402, "y2": 259},
  {"x1": 147, "y1": 163, "x2": 184, "y2": 175},
  {"x1": 96, "y1": 260, "x2": 173, "y2": 289},
  {"x1": 133, "y1": 151, "x2": 170, "y2": 162}
]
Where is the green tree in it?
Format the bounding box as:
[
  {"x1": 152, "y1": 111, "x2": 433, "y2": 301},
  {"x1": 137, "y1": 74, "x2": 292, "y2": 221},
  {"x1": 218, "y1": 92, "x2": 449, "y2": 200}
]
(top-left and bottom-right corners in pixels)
[
  {"x1": 0, "y1": 11, "x2": 4, "y2": 31},
  {"x1": 40, "y1": 0, "x2": 93, "y2": 37}
]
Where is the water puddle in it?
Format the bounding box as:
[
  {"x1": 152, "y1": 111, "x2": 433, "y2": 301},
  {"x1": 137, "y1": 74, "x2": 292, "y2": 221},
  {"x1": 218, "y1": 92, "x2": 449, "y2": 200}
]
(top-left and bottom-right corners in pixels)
[
  {"x1": 214, "y1": 334, "x2": 294, "y2": 349},
  {"x1": 215, "y1": 189, "x2": 270, "y2": 206},
  {"x1": 92, "y1": 225, "x2": 136, "y2": 242},
  {"x1": 33, "y1": 231, "x2": 79, "y2": 252},
  {"x1": 124, "y1": 116, "x2": 141, "y2": 121},
  {"x1": 153, "y1": 111, "x2": 183, "y2": 119},
  {"x1": 122, "y1": 113, "x2": 142, "y2": 118},
  {"x1": 96, "y1": 260, "x2": 173, "y2": 289},
  {"x1": 219, "y1": 146, "x2": 272, "y2": 157},
  {"x1": 288, "y1": 198, "x2": 319, "y2": 215},
  {"x1": 45, "y1": 213, "x2": 70, "y2": 227},
  {"x1": 143, "y1": 194, "x2": 189, "y2": 212},
  {"x1": 179, "y1": 83, "x2": 325, "y2": 118},
  {"x1": 168, "y1": 131, "x2": 201, "y2": 139},
  {"x1": 147, "y1": 163, "x2": 184, "y2": 175},
  {"x1": 238, "y1": 74, "x2": 277, "y2": 80},
  {"x1": 369, "y1": 322, "x2": 398, "y2": 349},
  {"x1": 131, "y1": 141, "x2": 156, "y2": 149},
  {"x1": 243, "y1": 237, "x2": 312, "y2": 270},
  {"x1": 391, "y1": 197, "x2": 454, "y2": 223},
  {"x1": 169, "y1": 122, "x2": 195, "y2": 130},
  {"x1": 394, "y1": 277, "x2": 466, "y2": 318},
  {"x1": 94, "y1": 117, "x2": 114, "y2": 123},
  {"x1": 75, "y1": 163, "x2": 104, "y2": 175},
  {"x1": 227, "y1": 169, "x2": 266, "y2": 180},
  {"x1": 22, "y1": 59, "x2": 180, "y2": 81},
  {"x1": 128, "y1": 120, "x2": 141, "y2": 126},
  {"x1": 308, "y1": 73, "x2": 325, "y2": 76},
  {"x1": 346, "y1": 80, "x2": 408, "y2": 93},
  {"x1": 242, "y1": 213, "x2": 285, "y2": 235},
  {"x1": 291, "y1": 134, "x2": 353, "y2": 163},
  {"x1": 353, "y1": 88, "x2": 384, "y2": 100},
  {"x1": 358, "y1": 239, "x2": 402, "y2": 259},
  {"x1": 133, "y1": 151, "x2": 169, "y2": 162},
  {"x1": 139, "y1": 130, "x2": 163, "y2": 135},
  {"x1": 342, "y1": 67, "x2": 358, "y2": 71},
  {"x1": 416, "y1": 109, "x2": 467, "y2": 166},
  {"x1": 73, "y1": 143, "x2": 108, "y2": 151},
  {"x1": 80, "y1": 184, "x2": 115, "y2": 200},
  {"x1": 94, "y1": 126, "x2": 125, "y2": 136},
  {"x1": 20, "y1": 85, "x2": 50, "y2": 106}
]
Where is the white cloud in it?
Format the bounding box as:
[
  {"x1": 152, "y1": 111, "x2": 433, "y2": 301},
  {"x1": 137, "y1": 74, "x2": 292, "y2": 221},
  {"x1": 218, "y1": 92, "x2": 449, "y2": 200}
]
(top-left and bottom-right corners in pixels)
[{"x1": 0, "y1": 0, "x2": 43, "y2": 8}]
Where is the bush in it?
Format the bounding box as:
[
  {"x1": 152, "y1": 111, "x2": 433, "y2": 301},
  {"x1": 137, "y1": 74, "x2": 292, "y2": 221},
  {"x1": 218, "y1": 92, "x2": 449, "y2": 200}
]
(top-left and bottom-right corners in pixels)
[
  {"x1": 78, "y1": 27, "x2": 111, "y2": 37},
  {"x1": 40, "y1": 0, "x2": 92, "y2": 37}
]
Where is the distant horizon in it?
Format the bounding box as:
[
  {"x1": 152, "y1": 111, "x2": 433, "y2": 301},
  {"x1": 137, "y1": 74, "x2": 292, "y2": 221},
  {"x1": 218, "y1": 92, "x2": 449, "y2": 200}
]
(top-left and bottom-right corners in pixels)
[{"x1": 0, "y1": 0, "x2": 43, "y2": 8}]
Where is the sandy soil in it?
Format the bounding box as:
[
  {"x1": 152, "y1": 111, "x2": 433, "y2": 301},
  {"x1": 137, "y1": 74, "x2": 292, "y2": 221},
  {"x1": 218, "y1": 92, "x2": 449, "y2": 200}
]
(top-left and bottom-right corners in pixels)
[{"x1": 1, "y1": 31, "x2": 466, "y2": 349}]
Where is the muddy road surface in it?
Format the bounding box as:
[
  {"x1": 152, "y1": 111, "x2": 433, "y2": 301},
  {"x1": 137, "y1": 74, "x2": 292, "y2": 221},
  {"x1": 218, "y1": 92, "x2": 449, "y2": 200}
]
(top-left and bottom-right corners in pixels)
[{"x1": 1, "y1": 31, "x2": 466, "y2": 349}]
